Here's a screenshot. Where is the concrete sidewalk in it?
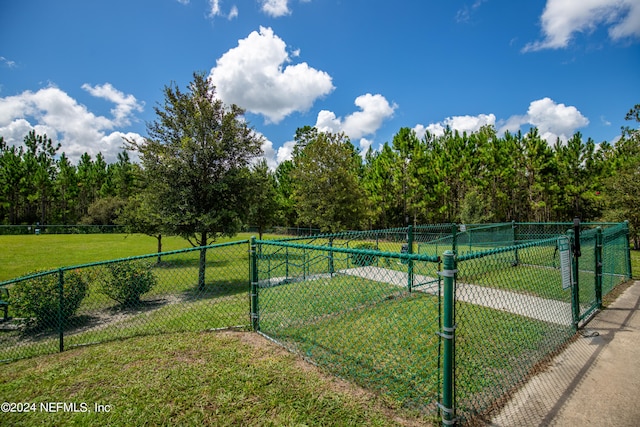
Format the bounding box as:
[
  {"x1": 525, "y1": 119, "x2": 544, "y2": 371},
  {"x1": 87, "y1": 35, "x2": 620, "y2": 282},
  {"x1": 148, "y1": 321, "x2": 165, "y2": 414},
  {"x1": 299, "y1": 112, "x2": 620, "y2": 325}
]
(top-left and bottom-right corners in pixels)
[{"x1": 491, "y1": 280, "x2": 640, "y2": 426}]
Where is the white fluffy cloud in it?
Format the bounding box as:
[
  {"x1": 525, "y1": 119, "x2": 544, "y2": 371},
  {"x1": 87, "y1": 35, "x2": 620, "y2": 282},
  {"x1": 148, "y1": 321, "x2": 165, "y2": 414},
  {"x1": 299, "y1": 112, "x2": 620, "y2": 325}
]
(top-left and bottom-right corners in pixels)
[
  {"x1": 260, "y1": 0, "x2": 290, "y2": 17},
  {"x1": 524, "y1": 0, "x2": 640, "y2": 51},
  {"x1": 522, "y1": 97, "x2": 589, "y2": 142},
  {"x1": 209, "y1": 26, "x2": 334, "y2": 124},
  {"x1": 0, "y1": 85, "x2": 144, "y2": 163},
  {"x1": 315, "y1": 93, "x2": 397, "y2": 140},
  {"x1": 499, "y1": 97, "x2": 589, "y2": 143},
  {"x1": 414, "y1": 98, "x2": 588, "y2": 145},
  {"x1": 414, "y1": 113, "x2": 496, "y2": 138}
]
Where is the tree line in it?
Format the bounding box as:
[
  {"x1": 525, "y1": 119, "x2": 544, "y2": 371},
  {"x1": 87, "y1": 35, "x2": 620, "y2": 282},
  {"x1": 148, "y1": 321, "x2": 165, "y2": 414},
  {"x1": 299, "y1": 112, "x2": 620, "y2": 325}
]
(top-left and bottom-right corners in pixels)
[{"x1": 1, "y1": 72, "x2": 638, "y2": 249}]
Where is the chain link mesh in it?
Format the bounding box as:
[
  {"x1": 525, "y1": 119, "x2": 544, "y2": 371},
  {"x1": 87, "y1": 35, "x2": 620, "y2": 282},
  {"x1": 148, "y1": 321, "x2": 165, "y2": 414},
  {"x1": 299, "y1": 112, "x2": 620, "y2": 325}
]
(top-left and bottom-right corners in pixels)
[
  {"x1": 0, "y1": 223, "x2": 632, "y2": 425},
  {"x1": 0, "y1": 241, "x2": 250, "y2": 363},
  {"x1": 255, "y1": 239, "x2": 443, "y2": 418}
]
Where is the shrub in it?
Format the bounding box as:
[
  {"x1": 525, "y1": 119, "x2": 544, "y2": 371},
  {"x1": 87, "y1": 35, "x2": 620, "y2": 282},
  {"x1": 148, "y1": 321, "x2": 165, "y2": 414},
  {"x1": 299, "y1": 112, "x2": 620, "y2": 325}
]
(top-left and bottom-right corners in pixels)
[
  {"x1": 350, "y1": 242, "x2": 378, "y2": 267},
  {"x1": 11, "y1": 270, "x2": 88, "y2": 327},
  {"x1": 100, "y1": 261, "x2": 157, "y2": 306}
]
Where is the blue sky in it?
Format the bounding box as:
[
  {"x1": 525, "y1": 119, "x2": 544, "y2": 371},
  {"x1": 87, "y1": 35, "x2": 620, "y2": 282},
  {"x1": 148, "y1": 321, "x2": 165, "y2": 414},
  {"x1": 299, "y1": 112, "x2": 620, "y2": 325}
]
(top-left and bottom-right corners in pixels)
[{"x1": 1, "y1": 0, "x2": 639, "y2": 167}]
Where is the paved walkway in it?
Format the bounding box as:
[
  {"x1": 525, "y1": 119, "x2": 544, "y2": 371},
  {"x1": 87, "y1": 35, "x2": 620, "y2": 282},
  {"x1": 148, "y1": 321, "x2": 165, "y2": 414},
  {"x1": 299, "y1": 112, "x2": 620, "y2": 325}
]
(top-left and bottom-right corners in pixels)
[
  {"x1": 491, "y1": 280, "x2": 640, "y2": 426},
  {"x1": 339, "y1": 266, "x2": 573, "y2": 325}
]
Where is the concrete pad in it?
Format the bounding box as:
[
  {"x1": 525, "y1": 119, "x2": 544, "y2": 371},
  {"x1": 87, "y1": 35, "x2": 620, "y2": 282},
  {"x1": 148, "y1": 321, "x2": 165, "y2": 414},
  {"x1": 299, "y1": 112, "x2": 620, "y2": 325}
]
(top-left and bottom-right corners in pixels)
[
  {"x1": 339, "y1": 266, "x2": 572, "y2": 325},
  {"x1": 491, "y1": 281, "x2": 640, "y2": 426}
]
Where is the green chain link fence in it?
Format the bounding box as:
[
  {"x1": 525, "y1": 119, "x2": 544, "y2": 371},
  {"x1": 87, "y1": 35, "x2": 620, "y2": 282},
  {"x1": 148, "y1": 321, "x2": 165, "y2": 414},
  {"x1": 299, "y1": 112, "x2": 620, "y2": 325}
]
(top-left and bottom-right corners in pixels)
[
  {"x1": 0, "y1": 222, "x2": 633, "y2": 425},
  {"x1": 0, "y1": 241, "x2": 250, "y2": 363}
]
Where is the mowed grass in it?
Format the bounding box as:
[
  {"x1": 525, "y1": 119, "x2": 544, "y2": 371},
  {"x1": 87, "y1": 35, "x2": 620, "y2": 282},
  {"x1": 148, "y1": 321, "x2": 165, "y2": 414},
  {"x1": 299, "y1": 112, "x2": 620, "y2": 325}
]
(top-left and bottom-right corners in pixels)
[
  {"x1": 0, "y1": 331, "x2": 426, "y2": 427},
  {"x1": 0, "y1": 232, "x2": 282, "y2": 282},
  {"x1": 258, "y1": 274, "x2": 574, "y2": 421}
]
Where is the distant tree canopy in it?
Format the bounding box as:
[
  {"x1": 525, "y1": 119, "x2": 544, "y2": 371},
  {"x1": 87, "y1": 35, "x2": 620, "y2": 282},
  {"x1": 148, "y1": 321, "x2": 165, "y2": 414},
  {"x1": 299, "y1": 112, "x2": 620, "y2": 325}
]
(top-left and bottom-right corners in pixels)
[{"x1": 0, "y1": 91, "x2": 638, "y2": 247}]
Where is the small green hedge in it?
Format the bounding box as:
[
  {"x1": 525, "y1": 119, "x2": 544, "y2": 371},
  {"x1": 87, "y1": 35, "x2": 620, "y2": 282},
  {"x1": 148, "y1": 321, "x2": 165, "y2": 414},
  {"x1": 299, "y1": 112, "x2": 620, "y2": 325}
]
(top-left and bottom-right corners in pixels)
[
  {"x1": 100, "y1": 261, "x2": 157, "y2": 306},
  {"x1": 11, "y1": 271, "x2": 88, "y2": 327}
]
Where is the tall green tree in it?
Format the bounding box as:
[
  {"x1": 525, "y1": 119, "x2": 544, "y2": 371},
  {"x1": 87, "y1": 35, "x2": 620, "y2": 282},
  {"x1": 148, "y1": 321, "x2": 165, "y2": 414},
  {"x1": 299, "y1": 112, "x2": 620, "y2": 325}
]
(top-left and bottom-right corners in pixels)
[
  {"x1": 603, "y1": 104, "x2": 640, "y2": 248},
  {"x1": 291, "y1": 130, "x2": 370, "y2": 232},
  {"x1": 248, "y1": 159, "x2": 280, "y2": 239},
  {"x1": 23, "y1": 131, "x2": 60, "y2": 225},
  {"x1": 129, "y1": 72, "x2": 263, "y2": 290}
]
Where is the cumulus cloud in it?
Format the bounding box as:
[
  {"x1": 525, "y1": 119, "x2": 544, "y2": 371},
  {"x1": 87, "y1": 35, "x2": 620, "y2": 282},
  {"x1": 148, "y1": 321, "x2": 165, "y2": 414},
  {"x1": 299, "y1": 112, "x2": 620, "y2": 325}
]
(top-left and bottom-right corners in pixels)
[
  {"x1": 414, "y1": 98, "x2": 588, "y2": 145},
  {"x1": 522, "y1": 97, "x2": 589, "y2": 142},
  {"x1": 209, "y1": 26, "x2": 334, "y2": 123},
  {"x1": 315, "y1": 93, "x2": 397, "y2": 140},
  {"x1": 499, "y1": 97, "x2": 589, "y2": 143},
  {"x1": 0, "y1": 85, "x2": 144, "y2": 163},
  {"x1": 524, "y1": 0, "x2": 640, "y2": 51},
  {"x1": 260, "y1": 0, "x2": 290, "y2": 17},
  {"x1": 81, "y1": 83, "x2": 143, "y2": 125},
  {"x1": 414, "y1": 113, "x2": 496, "y2": 138}
]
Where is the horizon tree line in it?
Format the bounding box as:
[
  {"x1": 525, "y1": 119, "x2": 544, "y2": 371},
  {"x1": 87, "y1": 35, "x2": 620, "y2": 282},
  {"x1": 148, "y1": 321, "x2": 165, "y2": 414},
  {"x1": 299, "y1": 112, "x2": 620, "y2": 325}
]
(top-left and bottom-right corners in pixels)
[{"x1": 1, "y1": 74, "x2": 638, "y2": 248}]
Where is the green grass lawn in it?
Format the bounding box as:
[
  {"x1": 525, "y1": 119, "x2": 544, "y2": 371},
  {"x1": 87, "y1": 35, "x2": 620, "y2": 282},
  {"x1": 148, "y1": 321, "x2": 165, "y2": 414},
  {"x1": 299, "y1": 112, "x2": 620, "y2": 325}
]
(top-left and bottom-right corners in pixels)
[
  {"x1": 0, "y1": 232, "x2": 282, "y2": 282},
  {"x1": 0, "y1": 331, "x2": 426, "y2": 427},
  {"x1": 0, "y1": 232, "x2": 636, "y2": 425}
]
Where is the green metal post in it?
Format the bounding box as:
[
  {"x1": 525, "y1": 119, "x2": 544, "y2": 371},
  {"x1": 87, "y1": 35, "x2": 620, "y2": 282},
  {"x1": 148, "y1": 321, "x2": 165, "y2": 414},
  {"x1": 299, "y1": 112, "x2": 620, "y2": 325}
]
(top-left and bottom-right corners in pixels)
[
  {"x1": 440, "y1": 250, "x2": 456, "y2": 426},
  {"x1": 58, "y1": 269, "x2": 64, "y2": 353},
  {"x1": 407, "y1": 225, "x2": 414, "y2": 292},
  {"x1": 569, "y1": 226, "x2": 580, "y2": 329},
  {"x1": 285, "y1": 247, "x2": 289, "y2": 280},
  {"x1": 595, "y1": 227, "x2": 603, "y2": 309},
  {"x1": 250, "y1": 237, "x2": 259, "y2": 331},
  {"x1": 624, "y1": 220, "x2": 632, "y2": 279},
  {"x1": 451, "y1": 224, "x2": 458, "y2": 255},
  {"x1": 512, "y1": 220, "x2": 520, "y2": 266},
  {"x1": 328, "y1": 237, "x2": 334, "y2": 275}
]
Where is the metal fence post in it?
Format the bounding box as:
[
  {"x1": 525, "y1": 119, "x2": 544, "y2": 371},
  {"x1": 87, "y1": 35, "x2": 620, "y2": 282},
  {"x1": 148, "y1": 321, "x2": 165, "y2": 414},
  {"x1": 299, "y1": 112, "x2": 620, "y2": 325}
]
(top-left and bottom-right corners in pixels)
[
  {"x1": 328, "y1": 237, "x2": 334, "y2": 275},
  {"x1": 624, "y1": 220, "x2": 633, "y2": 278},
  {"x1": 570, "y1": 218, "x2": 581, "y2": 329},
  {"x1": 595, "y1": 227, "x2": 603, "y2": 309},
  {"x1": 250, "y1": 237, "x2": 259, "y2": 331},
  {"x1": 451, "y1": 223, "x2": 458, "y2": 255},
  {"x1": 439, "y1": 250, "x2": 457, "y2": 426},
  {"x1": 408, "y1": 225, "x2": 414, "y2": 292},
  {"x1": 58, "y1": 269, "x2": 64, "y2": 353},
  {"x1": 512, "y1": 220, "x2": 520, "y2": 266}
]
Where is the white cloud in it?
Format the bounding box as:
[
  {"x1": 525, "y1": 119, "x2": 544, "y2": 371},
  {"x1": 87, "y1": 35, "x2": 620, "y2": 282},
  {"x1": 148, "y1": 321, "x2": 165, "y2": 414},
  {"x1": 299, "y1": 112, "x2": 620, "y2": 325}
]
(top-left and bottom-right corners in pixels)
[
  {"x1": 260, "y1": 139, "x2": 277, "y2": 170},
  {"x1": 0, "y1": 85, "x2": 144, "y2": 163},
  {"x1": 0, "y1": 56, "x2": 17, "y2": 68},
  {"x1": 261, "y1": 0, "x2": 290, "y2": 17},
  {"x1": 277, "y1": 140, "x2": 296, "y2": 164},
  {"x1": 524, "y1": 0, "x2": 640, "y2": 51},
  {"x1": 208, "y1": 0, "x2": 220, "y2": 16},
  {"x1": 414, "y1": 113, "x2": 495, "y2": 138},
  {"x1": 315, "y1": 93, "x2": 397, "y2": 140},
  {"x1": 228, "y1": 5, "x2": 239, "y2": 19},
  {"x1": 358, "y1": 138, "x2": 373, "y2": 157},
  {"x1": 415, "y1": 98, "x2": 588, "y2": 145},
  {"x1": 523, "y1": 97, "x2": 589, "y2": 142},
  {"x1": 207, "y1": 0, "x2": 238, "y2": 20},
  {"x1": 81, "y1": 83, "x2": 143, "y2": 125},
  {"x1": 499, "y1": 98, "x2": 589, "y2": 143},
  {"x1": 209, "y1": 26, "x2": 334, "y2": 123}
]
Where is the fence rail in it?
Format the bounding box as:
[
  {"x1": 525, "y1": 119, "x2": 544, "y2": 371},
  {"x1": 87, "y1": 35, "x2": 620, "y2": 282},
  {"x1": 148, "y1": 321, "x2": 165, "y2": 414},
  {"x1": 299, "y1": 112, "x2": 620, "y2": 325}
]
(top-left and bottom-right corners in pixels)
[{"x1": 0, "y1": 222, "x2": 633, "y2": 426}]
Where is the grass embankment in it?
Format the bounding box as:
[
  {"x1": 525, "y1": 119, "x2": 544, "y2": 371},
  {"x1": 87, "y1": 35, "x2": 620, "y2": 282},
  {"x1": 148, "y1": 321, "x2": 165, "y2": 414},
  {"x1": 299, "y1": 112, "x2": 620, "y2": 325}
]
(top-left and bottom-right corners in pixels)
[{"x1": 0, "y1": 330, "x2": 424, "y2": 426}]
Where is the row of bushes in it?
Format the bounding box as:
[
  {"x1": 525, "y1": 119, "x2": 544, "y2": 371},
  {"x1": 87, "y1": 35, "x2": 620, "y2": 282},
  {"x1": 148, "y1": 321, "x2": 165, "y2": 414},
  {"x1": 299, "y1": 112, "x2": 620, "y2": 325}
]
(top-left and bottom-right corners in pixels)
[{"x1": 7, "y1": 262, "x2": 157, "y2": 328}]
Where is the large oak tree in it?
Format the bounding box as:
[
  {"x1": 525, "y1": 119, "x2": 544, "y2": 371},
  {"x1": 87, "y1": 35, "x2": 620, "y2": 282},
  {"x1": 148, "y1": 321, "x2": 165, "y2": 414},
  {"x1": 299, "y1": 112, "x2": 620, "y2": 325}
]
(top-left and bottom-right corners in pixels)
[{"x1": 129, "y1": 72, "x2": 263, "y2": 289}]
